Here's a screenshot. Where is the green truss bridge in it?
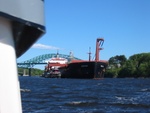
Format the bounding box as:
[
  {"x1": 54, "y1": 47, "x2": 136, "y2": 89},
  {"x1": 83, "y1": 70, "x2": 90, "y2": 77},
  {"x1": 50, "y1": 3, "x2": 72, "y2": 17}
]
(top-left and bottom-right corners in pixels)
[{"x1": 17, "y1": 53, "x2": 82, "y2": 68}]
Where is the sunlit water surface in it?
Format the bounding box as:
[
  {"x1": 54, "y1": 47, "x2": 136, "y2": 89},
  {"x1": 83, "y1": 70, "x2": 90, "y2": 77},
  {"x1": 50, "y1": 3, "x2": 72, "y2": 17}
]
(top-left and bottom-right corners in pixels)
[{"x1": 20, "y1": 76, "x2": 150, "y2": 113}]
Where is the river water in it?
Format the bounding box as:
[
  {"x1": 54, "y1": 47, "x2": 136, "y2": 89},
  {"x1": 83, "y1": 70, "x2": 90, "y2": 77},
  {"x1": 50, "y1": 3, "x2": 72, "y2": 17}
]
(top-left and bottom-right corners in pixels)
[{"x1": 19, "y1": 76, "x2": 150, "y2": 113}]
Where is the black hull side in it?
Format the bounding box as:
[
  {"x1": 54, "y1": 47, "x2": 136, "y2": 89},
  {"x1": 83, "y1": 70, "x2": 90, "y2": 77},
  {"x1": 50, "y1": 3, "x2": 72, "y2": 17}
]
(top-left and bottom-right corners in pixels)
[{"x1": 61, "y1": 61, "x2": 107, "y2": 79}]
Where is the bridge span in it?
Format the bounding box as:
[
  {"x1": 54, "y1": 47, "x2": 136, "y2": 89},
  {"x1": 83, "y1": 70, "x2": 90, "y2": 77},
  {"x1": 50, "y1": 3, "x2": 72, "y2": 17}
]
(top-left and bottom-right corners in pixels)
[{"x1": 17, "y1": 53, "x2": 82, "y2": 68}]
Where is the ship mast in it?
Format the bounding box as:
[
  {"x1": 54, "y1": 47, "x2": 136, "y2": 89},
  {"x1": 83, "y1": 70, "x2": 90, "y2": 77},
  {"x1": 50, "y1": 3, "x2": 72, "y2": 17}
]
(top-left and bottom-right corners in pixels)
[
  {"x1": 87, "y1": 47, "x2": 92, "y2": 61},
  {"x1": 95, "y1": 38, "x2": 104, "y2": 62},
  {"x1": 56, "y1": 50, "x2": 59, "y2": 58}
]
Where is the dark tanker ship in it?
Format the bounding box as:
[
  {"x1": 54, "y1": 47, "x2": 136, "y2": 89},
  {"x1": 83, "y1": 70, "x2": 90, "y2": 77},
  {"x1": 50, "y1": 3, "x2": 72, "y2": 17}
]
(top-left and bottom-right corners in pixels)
[
  {"x1": 43, "y1": 38, "x2": 108, "y2": 79},
  {"x1": 60, "y1": 38, "x2": 108, "y2": 79}
]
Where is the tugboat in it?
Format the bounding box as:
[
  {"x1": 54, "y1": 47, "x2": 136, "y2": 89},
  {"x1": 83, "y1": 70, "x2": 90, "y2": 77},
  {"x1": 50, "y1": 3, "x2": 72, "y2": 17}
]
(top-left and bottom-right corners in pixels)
[
  {"x1": 44, "y1": 67, "x2": 61, "y2": 78},
  {"x1": 60, "y1": 38, "x2": 108, "y2": 79}
]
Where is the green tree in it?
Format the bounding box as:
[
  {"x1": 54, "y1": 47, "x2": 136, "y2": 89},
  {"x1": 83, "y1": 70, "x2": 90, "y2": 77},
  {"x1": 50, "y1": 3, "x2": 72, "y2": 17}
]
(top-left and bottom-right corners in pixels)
[
  {"x1": 105, "y1": 53, "x2": 150, "y2": 78},
  {"x1": 118, "y1": 60, "x2": 136, "y2": 78},
  {"x1": 105, "y1": 68, "x2": 120, "y2": 78},
  {"x1": 109, "y1": 55, "x2": 127, "y2": 67},
  {"x1": 18, "y1": 68, "x2": 43, "y2": 76},
  {"x1": 129, "y1": 53, "x2": 150, "y2": 77}
]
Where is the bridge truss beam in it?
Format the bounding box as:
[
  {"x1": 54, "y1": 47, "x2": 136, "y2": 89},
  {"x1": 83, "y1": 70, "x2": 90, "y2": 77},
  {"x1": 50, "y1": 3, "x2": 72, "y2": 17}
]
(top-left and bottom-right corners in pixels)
[{"x1": 17, "y1": 53, "x2": 81, "y2": 68}]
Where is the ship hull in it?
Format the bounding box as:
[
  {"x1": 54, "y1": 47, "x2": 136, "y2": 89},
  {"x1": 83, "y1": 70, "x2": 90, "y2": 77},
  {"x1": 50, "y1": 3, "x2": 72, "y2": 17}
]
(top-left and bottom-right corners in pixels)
[{"x1": 61, "y1": 61, "x2": 107, "y2": 79}]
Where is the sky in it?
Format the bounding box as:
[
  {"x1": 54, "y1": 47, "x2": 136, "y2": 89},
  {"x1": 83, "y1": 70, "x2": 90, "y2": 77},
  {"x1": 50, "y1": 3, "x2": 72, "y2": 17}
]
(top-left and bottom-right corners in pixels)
[{"x1": 17, "y1": 0, "x2": 150, "y2": 69}]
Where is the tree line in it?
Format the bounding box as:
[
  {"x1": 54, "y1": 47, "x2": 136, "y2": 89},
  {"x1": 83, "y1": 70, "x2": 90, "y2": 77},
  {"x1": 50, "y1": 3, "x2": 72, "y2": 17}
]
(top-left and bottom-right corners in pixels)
[
  {"x1": 105, "y1": 52, "x2": 150, "y2": 78},
  {"x1": 18, "y1": 68, "x2": 43, "y2": 76}
]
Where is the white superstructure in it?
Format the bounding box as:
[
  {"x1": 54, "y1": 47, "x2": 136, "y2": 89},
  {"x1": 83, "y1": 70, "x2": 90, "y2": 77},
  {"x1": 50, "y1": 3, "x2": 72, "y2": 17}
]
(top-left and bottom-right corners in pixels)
[{"x1": 48, "y1": 57, "x2": 68, "y2": 64}]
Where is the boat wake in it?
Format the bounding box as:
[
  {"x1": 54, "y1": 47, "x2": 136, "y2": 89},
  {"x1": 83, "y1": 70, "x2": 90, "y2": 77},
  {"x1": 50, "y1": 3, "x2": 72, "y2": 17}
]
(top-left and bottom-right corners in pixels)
[{"x1": 20, "y1": 89, "x2": 31, "y2": 92}]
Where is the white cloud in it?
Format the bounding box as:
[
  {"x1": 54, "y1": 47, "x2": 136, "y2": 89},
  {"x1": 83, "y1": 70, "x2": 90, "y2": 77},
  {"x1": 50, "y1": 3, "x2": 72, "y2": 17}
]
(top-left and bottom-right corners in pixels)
[{"x1": 32, "y1": 43, "x2": 62, "y2": 50}]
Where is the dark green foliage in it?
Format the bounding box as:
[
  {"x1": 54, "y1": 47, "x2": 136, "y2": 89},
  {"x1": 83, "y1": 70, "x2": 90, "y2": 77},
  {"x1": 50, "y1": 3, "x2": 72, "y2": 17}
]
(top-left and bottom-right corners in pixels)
[
  {"x1": 109, "y1": 55, "x2": 127, "y2": 67},
  {"x1": 18, "y1": 68, "x2": 43, "y2": 76},
  {"x1": 105, "y1": 53, "x2": 150, "y2": 78},
  {"x1": 118, "y1": 60, "x2": 136, "y2": 78},
  {"x1": 105, "y1": 68, "x2": 120, "y2": 78}
]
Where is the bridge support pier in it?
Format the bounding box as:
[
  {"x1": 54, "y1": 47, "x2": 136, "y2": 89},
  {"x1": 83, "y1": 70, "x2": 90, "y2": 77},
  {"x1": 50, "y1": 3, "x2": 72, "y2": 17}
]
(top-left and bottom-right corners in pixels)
[
  {"x1": 23, "y1": 69, "x2": 26, "y2": 76},
  {"x1": 29, "y1": 68, "x2": 32, "y2": 76}
]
